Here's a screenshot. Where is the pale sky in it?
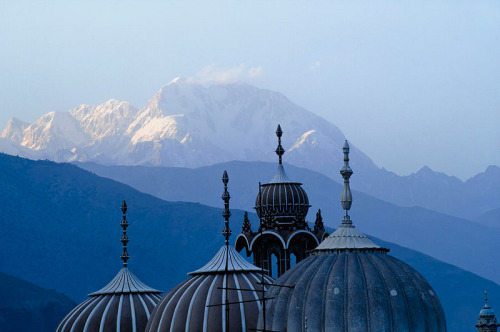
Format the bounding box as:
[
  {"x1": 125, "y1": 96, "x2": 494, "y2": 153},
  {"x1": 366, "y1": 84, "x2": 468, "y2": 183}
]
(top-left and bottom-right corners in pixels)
[{"x1": 1, "y1": 0, "x2": 499, "y2": 180}]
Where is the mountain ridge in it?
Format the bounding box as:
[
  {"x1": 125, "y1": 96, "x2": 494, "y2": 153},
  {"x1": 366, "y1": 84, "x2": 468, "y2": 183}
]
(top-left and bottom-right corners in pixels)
[
  {"x1": 0, "y1": 153, "x2": 498, "y2": 331},
  {"x1": 0, "y1": 270, "x2": 75, "y2": 332},
  {"x1": 2, "y1": 79, "x2": 500, "y2": 220},
  {"x1": 75, "y1": 160, "x2": 500, "y2": 285}
]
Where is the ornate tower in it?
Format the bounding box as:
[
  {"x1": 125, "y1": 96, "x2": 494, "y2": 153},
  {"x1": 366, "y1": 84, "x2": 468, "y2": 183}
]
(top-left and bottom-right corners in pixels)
[
  {"x1": 476, "y1": 291, "x2": 500, "y2": 332},
  {"x1": 235, "y1": 125, "x2": 327, "y2": 277}
]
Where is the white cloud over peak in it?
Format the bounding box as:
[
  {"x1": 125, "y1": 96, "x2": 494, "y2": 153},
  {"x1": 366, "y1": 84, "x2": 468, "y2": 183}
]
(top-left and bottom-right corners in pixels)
[{"x1": 187, "y1": 64, "x2": 264, "y2": 84}]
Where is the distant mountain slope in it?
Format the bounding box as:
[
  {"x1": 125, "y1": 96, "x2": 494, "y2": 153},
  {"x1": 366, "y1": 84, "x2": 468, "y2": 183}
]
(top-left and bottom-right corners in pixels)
[
  {"x1": 0, "y1": 271, "x2": 75, "y2": 332},
  {"x1": 76, "y1": 160, "x2": 500, "y2": 285},
  {"x1": 476, "y1": 206, "x2": 500, "y2": 228},
  {"x1": 2, "y1": 80, "x2": 500, "y2": 220},
  {"x1": 358, "y1": 164, "x2": 500, "y2": 221},
  {"x1": 0, "y1": 154, "x2": 497, "y2": 332}
]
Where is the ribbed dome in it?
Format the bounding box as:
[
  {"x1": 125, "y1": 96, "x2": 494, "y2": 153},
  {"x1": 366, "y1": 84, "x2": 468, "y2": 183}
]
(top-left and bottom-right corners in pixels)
[
  {"x1": 146, "y1": 245, "x2": 274, "y2": 332},
  {"x1": 56, "y1": 268, "x2": 162, "y2": 332},
  {"x1": 259, "y1": 141, "x2": 446, "y2": 331},
  {"x1": 315, "y1": 224, "x2": 384, "y2": 251},
  {"x1": 57, "y1": 200, "x2": 163, "y2": 332},
  {"x1": 260, "y1": 249, "x2": 446, "y2": 331},
  {"x1": 255, "y1": 165, "x2": 310, "y2": 220}
]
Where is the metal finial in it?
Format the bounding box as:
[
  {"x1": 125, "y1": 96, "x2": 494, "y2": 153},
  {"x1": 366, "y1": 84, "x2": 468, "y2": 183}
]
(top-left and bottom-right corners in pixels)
[
  {"x1": 485, "y1": 290, "x2": 489, "y2": 306},
  {"x1": 221, "y1": 170, "x2": 232, "y2": 245},
  {"x1": 120, "y1": 200, "x2": 130, "y2": 267},
  {"x1": 275, "y1": 124, "x2": 285, "y2": 165},
  {"x1": 340, "y1": 140, "x2": 353, "y2": 225}
]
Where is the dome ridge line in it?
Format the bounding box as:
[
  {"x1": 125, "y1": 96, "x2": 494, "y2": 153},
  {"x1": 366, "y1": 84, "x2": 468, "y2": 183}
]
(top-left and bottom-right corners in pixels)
[
  {"x1": 380, "y1": 254, "x2": 413, "y2": 326},
  {"x1": 353, "y1": 252, "x2": 372, "y2": 331},
  {"x1": 390, "y1": 254, "x2": 432, "y2": 329},
  {"x1": 363, "y1": 253, "x2": 395, "y2": 331}
]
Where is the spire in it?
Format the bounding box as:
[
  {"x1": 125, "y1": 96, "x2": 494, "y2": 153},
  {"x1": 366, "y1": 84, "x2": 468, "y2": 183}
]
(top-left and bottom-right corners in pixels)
[
  {"x1": 120, "y1": 200, "x2": 130, "y2": 267},
  {"x1": 275, "y1": 124, "x2": 285, "y2": 165},
  {"x1": 242, "y1": 211, "x2": 252, "y2": 233},
  {"x1": 221, "y1": 170, "x2": 232, "y2": 245},
  {"x1": 485, "y1": 290, "x2": 490, "y2": 308},
  {"x1": 313, "y1": 209, "x2": 324, "y2": 233},
  {"x1": 340, "y1": 140, "x2": 353, "y2": 225}
]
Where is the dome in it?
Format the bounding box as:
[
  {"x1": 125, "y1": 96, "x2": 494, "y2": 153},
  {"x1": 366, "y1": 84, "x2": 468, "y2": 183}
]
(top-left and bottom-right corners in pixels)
[
  {"x1": 260, "y1": 238, "x2": 446, "y2": 331},
  {"x1": 476, "y1": 291, "x2": 499, "y2": 328},
  {"x1": 480, "y1": 307, "x2": 495, "y2": 317},
  {"x1": 255, "y1": 165, "x2": 310, "y2": 220},
  {"x1": 145, "y1": 245, "x2": 274, "y2": 332},
  {"x1": 56, "y1": 200, "x2": 162, "y2": 332},
  {"x1": 147, "y1": 170, "x2": 274, "y2": 332},
  {"x1": 258, "y1": 141, "x2": 446, "y2": 331},
  {"x1": 56, "y1": 268, "x2": 162, "y2": 332},
  {"x1": 254, "y1": 125, "x2": 310, "y2": 224}
]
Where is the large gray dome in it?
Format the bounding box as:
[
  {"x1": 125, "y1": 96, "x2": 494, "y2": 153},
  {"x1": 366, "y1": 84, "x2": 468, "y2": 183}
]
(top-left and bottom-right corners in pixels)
[
  {"x1": 260, "y1": 247, "x2": 446, "y2": 331},
  {"x1": 258, "y1": 141, "x2": 446, "y2": 331}
]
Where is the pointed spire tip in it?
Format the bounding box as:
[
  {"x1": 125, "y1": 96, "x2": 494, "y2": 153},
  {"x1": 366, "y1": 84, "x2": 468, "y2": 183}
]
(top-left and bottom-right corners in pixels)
[
  {"x1": 222, "y1": 170, "x2": 229, "y2": 184},
  {"x1": 120, "y1": 200, "x2": 130, "y2": 267},
  {"x1": 221, "y1": 171, "x2": 232, "y2": 244},
  {"x1": 276, "y1": 124, "x2": 283, "y2": 137},
  {"x1": 275, "y1": 124, "x2": 285, "y2": 165}
]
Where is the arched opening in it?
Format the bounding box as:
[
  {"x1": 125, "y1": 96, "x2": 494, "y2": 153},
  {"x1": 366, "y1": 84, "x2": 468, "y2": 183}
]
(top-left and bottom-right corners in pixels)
[
  {"x1": 290, "y1": 252, "x2": 297, "y2": 267},
  {"x1": 271, "y1": 253, "x2": 278, "y2": 279}
]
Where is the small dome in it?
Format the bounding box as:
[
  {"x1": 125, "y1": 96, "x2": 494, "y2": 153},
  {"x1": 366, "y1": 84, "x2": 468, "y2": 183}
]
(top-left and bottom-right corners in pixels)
[
  {"x1": 480, "y1": 306, "x2": 496, "y2": 317},
  {"x1": 254, "y1": 125, "x2": 310, "y2": 224},
  {"x1": 476, "y1": 292, "x2": 500, "y2": 328},
  {"x1": 255, "y1": 165, "x2": 310, "y2": 220},
  {"x1": 146, "y1": 245, "x2": 274, "y2": 332},
  {"x1": 56, "y1": 268, "x2": 162, "y2": 332},
  {"x1": 57, "y1": 200, "x2": 162, "y2": 332}
]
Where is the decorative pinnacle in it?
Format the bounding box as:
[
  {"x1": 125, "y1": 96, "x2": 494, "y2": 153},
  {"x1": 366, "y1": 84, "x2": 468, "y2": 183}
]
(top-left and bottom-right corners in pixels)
[
  {"x1": 485, "y1": 290, "x2": 489, "y2": 307},
  {"x1": 242, "y1": 211, "x2": 252, "y2": 233},
  {"x1": 313, "y1": 209, "x2": 324, "y2": 233},
  {"x1": 120, "y1": 200, "x2": 130, "y2": 267},
  {"x1": 221, "y1": 170, "x2": 232, "y2": 245},
  {"x1": 340, "y1": 140, "x2": 353, "y2": 224},
  {"x1": 275, "y1": 124, "x2": 285, "y2": 165}
]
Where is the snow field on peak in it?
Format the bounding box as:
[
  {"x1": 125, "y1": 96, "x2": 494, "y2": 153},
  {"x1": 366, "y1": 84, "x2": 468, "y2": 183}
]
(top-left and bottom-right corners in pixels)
[{"x1": 0, "y1": 80, "x2": 372, "y2": 177}]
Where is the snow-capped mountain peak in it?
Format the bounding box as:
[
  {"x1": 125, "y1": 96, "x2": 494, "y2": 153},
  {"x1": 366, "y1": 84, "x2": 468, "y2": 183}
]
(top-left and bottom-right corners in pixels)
[
  {"x1": 69, "y1": 99, "x2": 139, "y2": 140},
  {"x1": 0, "y1": 80, "x2": 376, "y2": 176},
  {"x1": 1, "y1": 118, "x2": 29, "y2": 144},
  {"x1": 20, "y1": 111, "x2": 89, "y2": 151}
]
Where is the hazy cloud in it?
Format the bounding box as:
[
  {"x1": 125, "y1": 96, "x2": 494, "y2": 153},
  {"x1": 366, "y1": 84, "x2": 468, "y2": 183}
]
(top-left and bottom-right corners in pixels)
[
  {"x1": 309, "y1": 60, "x2": 321, "y2": 71},
  {"x1": 187, "y1": 64, "x2": 264, "y2": 84}
]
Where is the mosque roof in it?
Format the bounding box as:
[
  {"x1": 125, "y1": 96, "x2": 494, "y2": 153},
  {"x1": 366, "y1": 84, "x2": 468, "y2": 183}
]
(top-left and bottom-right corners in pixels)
[{"x1": 189, "y1": 245, "x2": 262, "y2": 275}]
